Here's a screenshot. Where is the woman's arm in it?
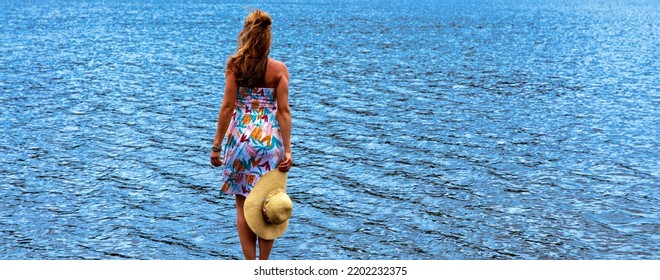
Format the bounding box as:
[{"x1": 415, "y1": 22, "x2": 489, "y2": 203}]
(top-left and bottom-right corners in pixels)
[
  {"x1": 210, "y1": 64, "x2": 238, "y2": 167},
  {"x1": 275, "y1": 63, "x2": 293, "y2": 172}
]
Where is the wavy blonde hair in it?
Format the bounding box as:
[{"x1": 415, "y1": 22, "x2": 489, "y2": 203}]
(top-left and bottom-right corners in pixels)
[{"x1": 228, "y1": 10, "x2": 272, "y2": 87}]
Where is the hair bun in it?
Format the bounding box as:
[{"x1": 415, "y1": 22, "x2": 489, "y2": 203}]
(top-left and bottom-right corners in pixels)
[
  {"x1": 247, "y1": 10, "x2": 271, "y2": 28},
  {"x1": 261, "y1": 18, "x2": 272, "y2": 27}
]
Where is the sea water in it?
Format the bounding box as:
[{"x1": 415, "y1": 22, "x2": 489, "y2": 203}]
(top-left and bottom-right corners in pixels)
[{"x1": 1, "y1": 0, "x2": 658, "y2": 259}]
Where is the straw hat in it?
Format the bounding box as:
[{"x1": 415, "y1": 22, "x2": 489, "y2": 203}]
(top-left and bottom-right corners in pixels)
[{"x1": 244, "y1": 170, "x2": 292, "y2": 240}]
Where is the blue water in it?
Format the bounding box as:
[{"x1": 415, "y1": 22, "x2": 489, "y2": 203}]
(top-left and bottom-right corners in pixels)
[{"x1": 1, "y1": 0, "x2": 658, "y2": 260}]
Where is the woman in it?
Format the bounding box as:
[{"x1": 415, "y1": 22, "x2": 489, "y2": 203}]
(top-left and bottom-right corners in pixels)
[{"x1": 210, "y1": 10, "x2": 293, "y2": 260}]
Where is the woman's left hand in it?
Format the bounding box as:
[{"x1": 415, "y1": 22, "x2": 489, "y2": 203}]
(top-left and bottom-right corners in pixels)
[
  {"x1": 210, "y1": 150, "x2": 223, "y2": 167},
  {"x1": 278, "y1": 151, "x2": 293, "y2": 172}
]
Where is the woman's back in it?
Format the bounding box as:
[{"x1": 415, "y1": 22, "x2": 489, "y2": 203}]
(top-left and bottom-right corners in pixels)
[{"x1": 246, "y1": 58, "x2": 287, "y2": 93}]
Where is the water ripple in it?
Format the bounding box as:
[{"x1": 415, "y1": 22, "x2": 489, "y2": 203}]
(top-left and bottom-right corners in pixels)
[{"x1": 1, "y1": 0, "x2": 658, "y2": 260}]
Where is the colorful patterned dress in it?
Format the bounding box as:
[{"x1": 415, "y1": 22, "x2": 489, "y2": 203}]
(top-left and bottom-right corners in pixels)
[{"x1": 220, "y1": 87, "x2": 284, "y2": 197}]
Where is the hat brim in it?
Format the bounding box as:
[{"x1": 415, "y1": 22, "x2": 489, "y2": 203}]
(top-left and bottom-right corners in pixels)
[{"x1": 244, "y1": 170, "x2": 289, "y2": 240}]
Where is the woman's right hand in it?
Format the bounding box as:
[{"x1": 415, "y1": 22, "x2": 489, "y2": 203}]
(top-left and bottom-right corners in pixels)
[
  {"x1": 210, "y1": 150, "x2": 223, "y2": 167},
  {"x1": 278, "y1": 151, "x2": 293, "y2": 172}
]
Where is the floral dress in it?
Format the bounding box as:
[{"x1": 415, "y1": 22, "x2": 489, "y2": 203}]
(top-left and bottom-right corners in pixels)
[{"x1": 220, "y1": 87, "x2": 284, "y2": 197}]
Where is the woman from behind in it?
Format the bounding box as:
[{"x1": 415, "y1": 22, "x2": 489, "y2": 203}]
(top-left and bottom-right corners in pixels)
[{"x1": 210, "y1": 10, "x2": 293, "y2": 260}]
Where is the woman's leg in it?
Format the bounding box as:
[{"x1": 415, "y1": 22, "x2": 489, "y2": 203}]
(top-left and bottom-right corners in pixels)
[
  {"x1": 258, "y1": 238, "x2": 274, "y2": 260},
  {"x1": 235, "y1": 195, "x2": 257, "y2": 260}
]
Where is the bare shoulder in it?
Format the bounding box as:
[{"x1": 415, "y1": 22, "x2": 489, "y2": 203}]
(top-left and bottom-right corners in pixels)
[
  {"x1": 268, "y1": 58, "x2": 289, "y2": 75},
  {"x1": 225, "y1": 57, "x2": 236, "y2": 73},
  {"x1": 266, "y1": 58, "x2": 289, "y2": 88}
]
